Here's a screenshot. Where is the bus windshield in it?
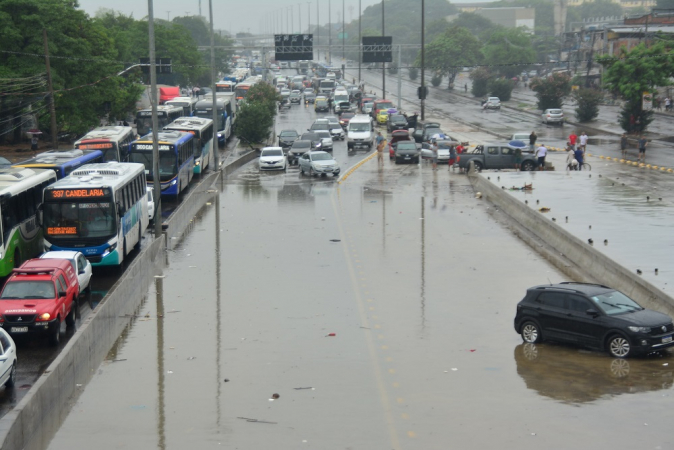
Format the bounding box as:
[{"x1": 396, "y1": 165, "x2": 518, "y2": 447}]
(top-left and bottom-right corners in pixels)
[
  {"x1": 128, "y1": 150, "x2": 177, "y2": 182},
  {"x1": 43, "y1": 201, "x2": 116, "y2": 240},
  {"x1": 194, "y1": 110, "x2": 225, "y2": 131},
  {"x1": 136, "y1": 115, "x2": 173, "y2": 136}
]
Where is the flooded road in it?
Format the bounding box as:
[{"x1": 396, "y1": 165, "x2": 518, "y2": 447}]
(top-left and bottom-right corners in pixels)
[{"x1": 44, "y1": 156, "x2": 674, "y2": 450}]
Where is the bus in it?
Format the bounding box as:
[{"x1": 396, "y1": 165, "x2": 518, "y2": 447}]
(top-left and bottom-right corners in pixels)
[
  {"x1": 13, "y1": 149, "x2": 104, "y2": 179},
  {"x1": 128, "y1": 131, "x2": 195, "y2": 197},
  {"x1": 41, "y1": 163, "x2": 149, "y2": 267},
  {"x1": 74, "y1": 126, "x2": 136, "y2": 162},
  {"x1": 0, "y1": 167, "x2": 56, "y2": 276},
  {"x1": 135, "y1": 105, "x2": 184, "y2": 137},
  {"x1": 194, "y1": 97, "x2": 233, "y2": 146},
  {"x1": 216, "y1": 80, "x2": 236, "y2": 93},
  {"x1": 163, "y1": 117, "x2": 214, "y2": 174},
  {"x1": 234, "y1": 79, "x2": 258, "y2": 101},
  {"x1": 165, "y1": 96, "x2": 198, "y2": 117}
]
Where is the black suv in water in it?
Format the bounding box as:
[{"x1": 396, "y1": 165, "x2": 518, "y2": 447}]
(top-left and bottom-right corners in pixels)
[{"x1": 514, "y1": 282, "x2": 674, "y2": 358}]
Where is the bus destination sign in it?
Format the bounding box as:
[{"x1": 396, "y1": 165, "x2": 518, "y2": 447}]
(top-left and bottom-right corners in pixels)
[
  {"x1": 77, "y1": 142, "x2": 113, "y2": 150},
  {"x1": 46, "y1": 188, "x2": 109, "y2": 200},
  {"x1": 47, "y1": 227, "x2": 77, "y2": 235}
]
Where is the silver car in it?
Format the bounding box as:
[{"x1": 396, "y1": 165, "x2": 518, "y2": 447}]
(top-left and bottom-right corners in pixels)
[
  {"x1": 298, "y1": 151, "x2": 341, "y2": 177},
  {"x1": 542, "y1": 109, "x2": 564, "y2": 125},
  {"x1": 314, "y1": 130, "x2": 334, "y2": 151}
]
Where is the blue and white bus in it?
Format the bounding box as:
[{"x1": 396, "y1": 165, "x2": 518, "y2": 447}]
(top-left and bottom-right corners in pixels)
[
  {"x1": 41, "y1": 162, "x2": 149, "y2": 267},
  {"x1": 165, "y1": 96, "x2": 199, "y2": 117},
  {"x1": 13, "y1": 149, "x2": 104, "y2": 179},
  {"x1": 194, "y1": 97, "x2": 233, "y2": 147},
  {"x1": 128, "y1": 131, "x2": 195, "y2": 196},
  {"x1": 74, "y1": 126, "x2": 136, "y2": 162},
  {"x1": 163, "y1": 117, "x2": 214, "y2": 174},
  {"x1": 135, "y1": 105, "x2": 184, "y2": 137}
]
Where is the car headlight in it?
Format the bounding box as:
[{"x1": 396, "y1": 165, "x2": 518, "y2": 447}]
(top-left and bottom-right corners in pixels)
[
  {"x1": 170, "y1": 179, "x2": 177, "y2": 186},
  {"x1": 39, "y1": 313, "x2": 51, "y2": 321},
  {"x1": 628, "y1": 326, "x2": 651, "y2": 333},
  {"x1": 217, "y1": 133, "x2": 222, "y2": 138}
]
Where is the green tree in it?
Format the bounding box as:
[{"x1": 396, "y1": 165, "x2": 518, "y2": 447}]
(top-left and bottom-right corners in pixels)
[
  {"x1": 431, "y1": 73, "x2": 442, "y2": 87},
  {"x1": 488, "y1": 78, "x2": 514, "y2": 101},
  {"x1": 470, "y1": 67, "x2": 491, "y2": 97},
  {"x1": 449, "y1": 12, "x2": 496, "y2": 41},
  {"x1": 530, "y1": 73, "x2": 571, "y2": 110},
  {"x1": 599, "y1": 42, "x2": 674, "y2": 133},
  {"x1": 573, "y1": 88, "x2": 603, "y2": 122},
  {"x1": 481, "y1": 27, "x2": 536, "y2": 78},
  {"x1": 0, "y1": 0, "x2": 144, "y2": 138},
  {"x1": 388, "y1": 61, "x2": 398, "y2": 75},
  {"x1": 234, "y1": 83, "x2": 279, "y2": 146},
  {"x1": 418, "y1": 26, "x2": 482, "y2": 89}
]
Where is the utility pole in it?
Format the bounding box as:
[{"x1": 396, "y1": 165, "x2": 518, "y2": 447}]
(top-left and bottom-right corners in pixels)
[
  {"x1": 316, "y1": 0, "x2": 320, "y2": 53},
  {"x1": 397, "y1": 44, "x2": 402, "y2": 110},
  {"x1": 307, "y1": 2, "x2": 311, "y2": 34},
  {"x1": 42, "y1": 29, "x2": 58, "y2": 150},
  {"x1": 298, "y1": 3, "x2": 301, "y2": 33},
  {"x1": 209, "y1": 0, "x2": 219, "y2": 171},
  {"x1": 421, "y1": 0, "x2": 426, "y2": 121},
  {"x1": 329, "y1": 0, "x2": 332, "y2": 65},
  {"x1": 382, "y1": 0, "x2": 385, "y2": 99},
  {"x1": 342, "y1": 0, "x2": 345, "y2": 59},
  {"x1": 147, "y1": 0, "x2": 162, "y2": 236},
  {"x1": 358, "y1": 0, "x2": 362, "y2": 83}
]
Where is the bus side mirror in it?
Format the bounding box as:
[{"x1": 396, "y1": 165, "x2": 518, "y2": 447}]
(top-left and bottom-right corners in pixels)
[
  {"x1": 37, "y1": 204, "x2": 43, "y2": 226},
  {"x1": 116, "y1": 202, "x2": 123, "y2": 216}
]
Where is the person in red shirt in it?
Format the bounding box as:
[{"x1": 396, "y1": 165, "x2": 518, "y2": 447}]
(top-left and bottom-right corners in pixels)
[{"x1": 568, "y1": 132, "x2": 577, "y2": 149}]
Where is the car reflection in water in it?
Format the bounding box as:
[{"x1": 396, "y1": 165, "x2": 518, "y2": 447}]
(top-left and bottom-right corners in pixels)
[{"x1": 514, "y1": 343, "x2": 674, "y2": 404}]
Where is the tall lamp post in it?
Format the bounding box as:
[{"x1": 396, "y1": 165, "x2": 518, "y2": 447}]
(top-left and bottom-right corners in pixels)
[
  {"x1": 147, "y1": 0, "x2": 161, "y2": 235},
  {"x1": 421, "y1": 0, "x2": 426, "y2": 120},
  {"x1": 328, "y1": 0, "x2": 332, "y2": 65},
  {"x1": 382, "y1": 0, "x2": 385, "y2": 99},
  {"x1": 342, "y1": 0, "x2": 345, "y2": 59},
  {"x1": 358, "y1": 0, "x2": 361, "y2": 83}
]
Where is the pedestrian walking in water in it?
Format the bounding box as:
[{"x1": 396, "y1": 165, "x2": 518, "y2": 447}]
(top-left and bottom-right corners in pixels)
[
  {"x1": 568, "y1": 131, "x2": 577, "y2": 150},
  {"x1": 535, "y1": 143, "x2": 547, "y2": 171},
  {"x1": 431, "y1": 140, "x2": 439, "y2": 170},
  {"x1": 620, "y1": 133, "x2": 628, "y2": 159},
  {"x1": 579, "y1": 131, "x2": 588, "y2": 153},
  {"x1": 513, "y1": 146, "x2": 522, "y2": 170}
]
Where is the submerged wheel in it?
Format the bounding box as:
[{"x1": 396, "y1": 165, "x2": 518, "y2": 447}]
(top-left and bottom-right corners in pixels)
[
  {"x1": 607, "y1": 334, "x2": 631, "y2": 358},
  {"x1": 5, "y1": 363, "x2": 16, "y2": 388},
  {"x1": 472, "y1": 161, "x2": 483, "y2": 172},
  {"x1": 49, "y1": 321, "x2": 61, "y2": 346},
  {"x1": 520, "y1": 321, "x2": 542, "y2": 344},
  {"x1": 521, "y1": 160, "x2": 535, "y2": 171}
]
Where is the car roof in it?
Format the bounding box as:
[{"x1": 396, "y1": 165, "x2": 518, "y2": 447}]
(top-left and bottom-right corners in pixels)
[
  {"x1": 528, "y1": 282, "x2": 613, "y2": 297},
  {"x1": 261, "y1": 147, "x2": 283, "y2": 151},
  {"x1": 40, "y1": 251, "x2": 80, "y2": 260},
  {"x1": 293, "y1": 140, "x2": 312, "y2": 146},
  {"x1": 280, "y1": 129, "x2": 298, "y2": 134}
]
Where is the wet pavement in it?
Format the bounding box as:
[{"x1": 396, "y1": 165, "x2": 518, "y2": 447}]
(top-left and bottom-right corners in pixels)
[{"x1": 44, "y1": 151, "x2": 674, "y2": 449}]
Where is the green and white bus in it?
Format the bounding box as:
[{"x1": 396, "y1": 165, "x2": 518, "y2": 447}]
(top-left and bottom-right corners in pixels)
[{"x1": 0, "y1": 167, "x2": 57, "y2": 276}]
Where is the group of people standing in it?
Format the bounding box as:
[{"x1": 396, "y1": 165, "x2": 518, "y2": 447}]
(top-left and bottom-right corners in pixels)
[
  {"x1": 620, "y1": 133, "x2": 649, "y2": 163},
  {"x1": 564, "y1": 131, "x2": 589, "y2": 171}
]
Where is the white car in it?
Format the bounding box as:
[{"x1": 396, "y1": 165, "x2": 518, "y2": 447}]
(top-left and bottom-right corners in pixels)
[
  {"x1": 146, "y1": 186, "x2": 155, "y2": 221},
  {"x1": 484, "y1": 97, "x2": 501, "y2": 110},
  {"x1": 511, "y1": 132, "x2": 531, "y2": 141},
  {"x1": 314, "y1": 130, "x2": 334, "y2": 151},
  {"x1": 0, "y1": 328, "x2": 17, "y2": 389},
  {"x1": 298, "y1": 151, "x2": 341, "y2": 177},
  {"x1": 40, "y1": 250, "x2": 92, "y2": 296},
  {"x1": 317, "y1": 117, "x2": 345, "y2": 140},
  {"x1": 259, "y1": 147, "x2": 287, "y2": 171},
  {"x1": 542, "y1": 108, "x2": 564, "y2": 125}
]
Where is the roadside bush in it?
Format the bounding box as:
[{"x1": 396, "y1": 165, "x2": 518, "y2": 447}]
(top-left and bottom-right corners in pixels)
[
  {"x1": 470, "y1": 67, "x2": 490, "y2": 97},
  {"x1": 530, "y1": 73, "x2": 571, "y2": 110},
  {"x1": 408, "y1": 67, "x2": 419, "y2": 80},
  {"x1": 431, "y1": 73, "x2": 442, "y2": 87},
  {"x1": 388, "y1": 62, "x2": 399, "y2": 75},
  {"x1": 488, "y1": 78, "x2": 514, "y2": 101},
  {"x1": 573, "y1": 88, "x2": 603, "y2": 122}
]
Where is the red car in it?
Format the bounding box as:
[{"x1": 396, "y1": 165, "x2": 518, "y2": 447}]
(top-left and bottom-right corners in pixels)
[
  {"x1": 339, "y1": 112, "x2": 355, "y2": 129},
  {"x1": 0, "y1": 258, "x2": 79, "y2": 345},
  {"x1": 388, "y1": 130, "x2": 412, "y2": 159}
]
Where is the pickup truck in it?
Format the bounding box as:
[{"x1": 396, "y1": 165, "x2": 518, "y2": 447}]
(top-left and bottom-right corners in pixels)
[{"x1": 458, "y1": 143, "x2": 537, "y2": 171}]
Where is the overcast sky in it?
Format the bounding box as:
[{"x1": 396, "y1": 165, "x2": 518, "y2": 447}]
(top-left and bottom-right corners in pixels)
[{"x1": 76, "y1": 0, "x2": 398, "y2": 34}]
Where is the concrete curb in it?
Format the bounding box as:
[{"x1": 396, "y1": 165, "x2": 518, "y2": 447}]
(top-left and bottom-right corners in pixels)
[
  {"x1": 0, "y1": 149, "x2": 256, "y2": 450},
  {"x1": 469, "y1": 172, "x2": 674, "y2": 313}
]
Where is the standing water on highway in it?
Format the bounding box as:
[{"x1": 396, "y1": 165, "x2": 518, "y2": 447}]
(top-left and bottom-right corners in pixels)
[{"x1": 492, "y1": 170, "x2": 674, "y2": 293}]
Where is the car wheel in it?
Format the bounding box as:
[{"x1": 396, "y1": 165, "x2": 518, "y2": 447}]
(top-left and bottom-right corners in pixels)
[
  {"x1": 520, "y1": 321, "x2": 542, "y2": 344},
  {"x1": 65, "y1": 299, "x2": 77, "y2": 327},
  {"x1": 521, "y1": 160, "x2": 535, "y2": 171},
  {"x1": 299, "y1": 165, "x2": 304, "y2": 175},
  {"x1": 607, "y1": 334, "x2": 631, "y2": 358},
  {"x1": 472, "y1": 161, "x2": 483, "y2": 172},
  {"x1": 5, "y1": 363, "x2": 16, "y2": 388},
  {"x1": 394, "y1": 157, "x2": 400, "y2": 164},
  {"x1": 50, "y1": 321, "x2": 61, "y2": 346},
  {"x1": 309, "y1": 167, "x2": 315, "y2": 177}
]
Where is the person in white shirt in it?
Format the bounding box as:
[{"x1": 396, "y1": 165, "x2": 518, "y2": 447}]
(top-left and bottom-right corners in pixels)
[
  {"x1": 579, "y1": 131, "x2": 588, "y2": 153},
  {"x1": 566, "y1": 144, "x2": 578, "y2": 171},
  {"x1": 536, "y1": 144, "x2": 548, "y2": 171}
]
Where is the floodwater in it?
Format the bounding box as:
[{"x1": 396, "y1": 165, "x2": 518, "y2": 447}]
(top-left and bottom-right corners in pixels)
[
  {"x1": 44, "y1": 158, "x2": 674, "y2": 450},
  {"x1": 491, "y1": 170, "x2": 674, "y2": 296}
]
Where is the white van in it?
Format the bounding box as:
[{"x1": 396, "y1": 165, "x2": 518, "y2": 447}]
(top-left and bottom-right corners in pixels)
[{"x1": 347, "y1": 114, "x2": 374, "y2": 150}]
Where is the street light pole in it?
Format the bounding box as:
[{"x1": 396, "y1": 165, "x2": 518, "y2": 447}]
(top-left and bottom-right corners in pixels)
[
  {"x1": 328, "y1": 0, "x2": 332, "y2": 65},
  {"x1": 298, "y1": 3, "x2": 301, "y2": 33},
  {"x1": 209, "y1": 0, "x2": 219, "y2": 172},
  {"x1": 382, "y1": 0, "x2": 385, "y2": 99},
  {"x1": 358, "y1": 0, "x2": 361, "y2": 83},
  {"x1": 307, "y1": 2, "x2": 311, "y2": 34},
  {"x1": 421, "y1": 0, "x2": 426, "y2": 121},
  {"x1": 342, "y1": 0, "x2": 345, "y2": 59},
  {"x1": 147, "y1": 0, "x2": 161, "y2": 236}
]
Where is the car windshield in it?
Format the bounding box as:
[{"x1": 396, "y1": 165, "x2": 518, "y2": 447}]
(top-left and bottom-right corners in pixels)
[
  {"x1": 261, "y1": 149, "x2": 283, "y2": 157},
  {"x1": 591, "y1": 290, "x2": 643, "y2": 315},
  {"x1": 311, "y1": 153, "x2": 333, "y2": 161},
  {"x1": 311, "y1": 123, "x2": 330, "y2": 131},
  {"x1": 342, "y1": 113, "x2": 355, "y2": 119},
  {"x1": 293, "y1": 141, "x2": 311, "y2": 148},
  {"x1": 349, "y1": 123, "x2": 370, "y2": 132},
  {"x1": 316, "y1": 131, "x2": 331, "y2": 138},
  {"x1": 1, "y1": 281, "x2": 55, "y2": 299},
  {"x1": 280, "y1": 131, "x2": 298, "y2": 138},
  {"x1": 398, "y1": 143, "x2": 417, "y2": 150},
  {"x1": 317, "y1": 100, "x2": 328, "y2": 106},
  {"x1": 390, "y1": 115, "x2": 406, "y2": 122}
]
